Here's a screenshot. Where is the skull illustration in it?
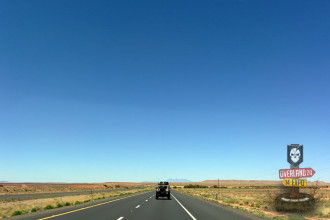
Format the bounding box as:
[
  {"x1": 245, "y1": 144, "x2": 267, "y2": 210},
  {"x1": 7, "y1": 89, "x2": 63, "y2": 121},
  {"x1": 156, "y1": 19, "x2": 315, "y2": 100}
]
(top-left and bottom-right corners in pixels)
[{"x1": 290, "y1": 148, "x2": 301, "y2": 163}]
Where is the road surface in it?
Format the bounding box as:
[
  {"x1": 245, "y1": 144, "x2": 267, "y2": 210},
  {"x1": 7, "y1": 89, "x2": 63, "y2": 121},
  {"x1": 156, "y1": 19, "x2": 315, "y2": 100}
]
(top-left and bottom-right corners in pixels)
[{"x1": 16, "y1": 190, "x2": 261, "y2": 220}]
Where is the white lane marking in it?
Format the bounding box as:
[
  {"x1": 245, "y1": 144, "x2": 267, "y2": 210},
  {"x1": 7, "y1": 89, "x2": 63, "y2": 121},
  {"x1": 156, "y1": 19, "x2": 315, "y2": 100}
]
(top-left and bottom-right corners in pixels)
[
  {"x1": 136, "y1": 205, "x2": 140, "y2": 208},
  {"x1": 117, "y1": 217, "x2": 124, "y2": 220},
  {"x1": 146, "y1": 200, "x2": 148, "y2": 202},
  {"x1": 172, "y1": 194, "x2": 197, "y2": 220}
]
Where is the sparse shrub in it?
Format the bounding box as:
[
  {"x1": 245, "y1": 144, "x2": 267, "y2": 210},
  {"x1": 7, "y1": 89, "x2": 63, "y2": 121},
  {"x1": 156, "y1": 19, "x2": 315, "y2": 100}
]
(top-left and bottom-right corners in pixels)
[
  {"x1": 44, "y1": 205, "x2": 54, "y2": 210},
  {"x1": 57, "y1": 203, "x2": 63, "y2": 208},
  {"x1": 64, "y1": 202, "x2": 71, "y2": 206},
  {"x1": 250, "y1": 203, "x2": 254, "y2": 207},
  {"x1": 11, "y1": 211, "x2": 23, "y2": 216},
  {"x1": 84, "y1": 199, "x2": 90, "y2": 203},
  {"x1": 31, "y1": 208, "x2": 37, "y2": 213},
  {"x1": 256, "y1": 203, "x2": 260, "y2": 208},
  {"x1": 184, "y1": 184, "x2": 207, "y2": 188},
  {"x1": 252, "y1": 210, "x2": 265, "y2": 217},
  {"x1": 74, "y1": 201, "x2": 81, "y2": 205},
  {"x1": 213, "y1": 185, "x2": 218, "y2": 188},
  {"x1": 288, "y1": 216, "x2": 305, "y2": 220},
  {"x1": 223, "y1": 197, "x2": 239, "y2": 204},
  {"x1": 115, "y1": 185, "x2": 120, "y2": 188}
]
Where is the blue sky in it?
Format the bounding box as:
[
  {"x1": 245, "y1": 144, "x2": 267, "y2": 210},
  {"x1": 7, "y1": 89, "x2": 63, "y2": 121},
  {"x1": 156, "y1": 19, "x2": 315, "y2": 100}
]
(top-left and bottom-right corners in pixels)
[{"x1": 1, "y1": 0, "x2": 329, "y2": 183}]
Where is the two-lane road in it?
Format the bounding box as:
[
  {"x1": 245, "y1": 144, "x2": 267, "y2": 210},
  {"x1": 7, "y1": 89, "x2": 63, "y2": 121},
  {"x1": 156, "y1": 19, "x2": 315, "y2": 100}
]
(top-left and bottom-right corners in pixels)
[{"x1": 18, "y1": 190, "x2": 260, "y2": 220}]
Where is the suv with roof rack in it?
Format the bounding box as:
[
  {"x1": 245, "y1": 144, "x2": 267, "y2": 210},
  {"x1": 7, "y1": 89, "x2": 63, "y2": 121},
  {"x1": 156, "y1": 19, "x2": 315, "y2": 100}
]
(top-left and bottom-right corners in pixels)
[{"x1": 156, "y1": 181, "x2": 170, "y2": 199}]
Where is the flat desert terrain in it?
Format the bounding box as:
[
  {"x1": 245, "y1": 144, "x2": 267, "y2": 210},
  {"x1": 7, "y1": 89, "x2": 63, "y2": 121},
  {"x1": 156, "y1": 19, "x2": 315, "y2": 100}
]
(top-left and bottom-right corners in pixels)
[{"x1": 1, "y1": 180, "x2": 329, "y2": 219}]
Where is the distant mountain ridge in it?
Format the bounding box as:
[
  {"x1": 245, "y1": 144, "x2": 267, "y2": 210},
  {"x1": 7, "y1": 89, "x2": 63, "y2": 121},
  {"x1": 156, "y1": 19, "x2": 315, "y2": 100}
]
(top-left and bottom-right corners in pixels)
[{"x1": 165, "y1": 178, "x2": 191, "y2": 182}]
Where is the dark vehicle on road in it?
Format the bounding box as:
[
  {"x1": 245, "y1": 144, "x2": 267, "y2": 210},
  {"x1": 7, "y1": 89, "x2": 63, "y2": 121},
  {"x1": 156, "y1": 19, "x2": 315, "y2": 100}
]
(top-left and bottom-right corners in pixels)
[{"x1": 156, "y1": 181, "x2": 170, "y2": 199}]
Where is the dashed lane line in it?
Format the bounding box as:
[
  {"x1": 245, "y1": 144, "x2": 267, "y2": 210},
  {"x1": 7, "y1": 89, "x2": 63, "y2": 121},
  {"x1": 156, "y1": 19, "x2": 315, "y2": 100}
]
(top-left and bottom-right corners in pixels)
[
  {"x1": 136, "y1": 205, "x2": 141, "y2": 208},
  {"x1": 172, "y1": 194, "x2": 197, "y2": 220},
  {"x1": 117, "y1": 217, "x2": 124, "y2": 220}
]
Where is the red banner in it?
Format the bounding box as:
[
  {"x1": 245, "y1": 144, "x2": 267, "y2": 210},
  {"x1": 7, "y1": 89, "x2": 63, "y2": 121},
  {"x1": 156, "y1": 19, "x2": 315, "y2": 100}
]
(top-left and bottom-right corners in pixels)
[{"x1": 279, "y1": 168, "x2": 315, "y2": 179}]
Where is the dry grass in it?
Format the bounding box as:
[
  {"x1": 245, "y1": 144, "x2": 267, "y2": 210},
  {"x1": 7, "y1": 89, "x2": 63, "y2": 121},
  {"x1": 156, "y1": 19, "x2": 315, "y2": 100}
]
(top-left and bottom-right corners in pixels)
[
  {"x1": 0, "y1": 182, "x2": 152, "y2": 194},
  {"x1": 175, "y1": 186, "x2": 330, "y2": 219},
  {"x1": 0, "y1": 188, "x2": 151, "y2": 218}
]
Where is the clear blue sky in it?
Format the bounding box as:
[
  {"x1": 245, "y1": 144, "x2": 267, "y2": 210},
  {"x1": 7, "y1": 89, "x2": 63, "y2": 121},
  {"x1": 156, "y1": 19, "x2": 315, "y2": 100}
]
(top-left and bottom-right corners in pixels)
[{"x1": 1, "y1": 0, "x2": 329, "y2": 183}]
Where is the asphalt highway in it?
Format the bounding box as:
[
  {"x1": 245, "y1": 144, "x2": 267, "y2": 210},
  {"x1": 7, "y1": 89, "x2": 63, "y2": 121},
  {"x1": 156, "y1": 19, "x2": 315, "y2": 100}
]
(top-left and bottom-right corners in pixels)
[{"x1": 17, "y1": 190, "x2": 260, "y2": 220}]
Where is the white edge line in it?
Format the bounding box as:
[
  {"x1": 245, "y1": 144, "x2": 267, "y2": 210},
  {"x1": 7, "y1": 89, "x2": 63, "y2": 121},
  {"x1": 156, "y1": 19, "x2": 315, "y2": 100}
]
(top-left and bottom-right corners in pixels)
[{"x1": 172, "y1": 194, "x2": 197, "y2": 220}]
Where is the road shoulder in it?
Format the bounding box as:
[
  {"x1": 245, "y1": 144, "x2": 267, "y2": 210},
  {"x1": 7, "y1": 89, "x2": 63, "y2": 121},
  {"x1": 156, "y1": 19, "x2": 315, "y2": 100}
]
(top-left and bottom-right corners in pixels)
[{"x1": 173, "y1": 190, "x2": 267, "y2": 220}]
